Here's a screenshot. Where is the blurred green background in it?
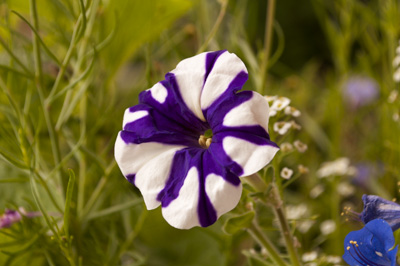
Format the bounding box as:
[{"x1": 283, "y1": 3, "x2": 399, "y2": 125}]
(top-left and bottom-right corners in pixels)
[{"x1": 0, "y1": 0, "x2": 399, "y2": 265}]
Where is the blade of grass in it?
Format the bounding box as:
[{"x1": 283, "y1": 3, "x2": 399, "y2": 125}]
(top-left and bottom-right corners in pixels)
[
  {"x1": 11, "y1": 10, "x2": 61, "y2": 66},
  {"x1": 63, "y1": 169, "x2": 75, "y2": 238},
  {"x1": 85, "y1": 199, "x2": 143, "y2": 221},
  {"x1": 0, "y1": 38, "x2": 32, "y2": 76}
]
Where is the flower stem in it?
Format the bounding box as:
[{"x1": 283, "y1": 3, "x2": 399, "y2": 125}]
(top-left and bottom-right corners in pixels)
[
  {"x1": 273, "y1": 204, "x2": 302, "y2": 266},
  {"x1": 197, "y1": 0, "x2": 228, "y2": 54},
  {"x1": 247, "y1": 222, "x2": 288, "y2": 266},
  {"x1": 259, "y1": 0, "x2": 276, "y2": 93},
  {"x1": 246, "y1": 173, "x2": 302, "y2": 266}
]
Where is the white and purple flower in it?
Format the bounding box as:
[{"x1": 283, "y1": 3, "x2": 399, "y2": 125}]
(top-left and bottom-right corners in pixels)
[{"x1": 115, "y1": 51, "x2": 279, "y2": 229}]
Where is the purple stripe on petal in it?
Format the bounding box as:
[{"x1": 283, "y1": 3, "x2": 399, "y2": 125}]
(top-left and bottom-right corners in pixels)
[
  {"x1": 204, "y1": 50, "x2": 226, "y2": 84},
  {"x1": 208, "y1": 141, "x2": 244, "y2": 176},
  {"x1": 203, "y1": 74, "x2": 250, "y2": 131},
  {"x1": 120, "y1": 130, "x2": 197, "y2": 147},
  {"x1": 203, "y1": 150, "x2": 240, "y2": 186},
  {"x1": 126, "y1": 174, "x2": 136, "y2": 185},
  {"x1": 215, "y1": 130, "x2": 279, "y2": 148},
  {"x1": 197, "y1": 170, "x2": 217, "y2": 227},
  {"x1": 139, "y1": 79, "x2": 209, "y2": 134},
  {"x1": 157, "y1": 148, "x2": 204, "y2": 207}
]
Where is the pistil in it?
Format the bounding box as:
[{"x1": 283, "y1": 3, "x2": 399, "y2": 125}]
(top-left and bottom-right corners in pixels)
[{"x1": 198, "y1": 135, "x2": 212, "y2": 148}]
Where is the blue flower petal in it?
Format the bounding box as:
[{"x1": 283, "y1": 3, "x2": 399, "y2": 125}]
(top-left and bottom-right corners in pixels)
[
  {"x1": 343, "y1": 219, "x2": 398, "y2": 266},
  {"x1": 361, "y1": 194, "x2": 400, "y2": 231}
]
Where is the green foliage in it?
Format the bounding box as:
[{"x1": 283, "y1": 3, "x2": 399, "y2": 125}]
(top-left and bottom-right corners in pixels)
[
  {"x1": 223, "y1": 211, "x2": 255, "y2": 235},
  {"x1": 0, "y1": 0, "x2": 400, "y2": 265}
]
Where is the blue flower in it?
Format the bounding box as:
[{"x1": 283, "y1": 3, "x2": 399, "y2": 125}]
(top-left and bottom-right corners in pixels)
[
  {"x1": 343, "y1": 219, "x2": 398, "y2": 266},
  {"x1": 342, "y1": 76, "x2": 379, "y2": 109},
  {"x1": 115, "y1": 51, "x2": 279, "y2": 229},
  {"x1": 360, "y1": 195, "x2": 400, "y2": 231}
]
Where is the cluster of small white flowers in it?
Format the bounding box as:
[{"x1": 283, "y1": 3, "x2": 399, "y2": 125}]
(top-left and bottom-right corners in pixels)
[
  {"x1": 316, "y1": 157, "x2": 357, "y2": 178},
  {"x1": 320, "y1": 219, "x2": 336, "y2": 235},
  {"x1": 265, "y1": 96, "x2": 291, "y2": 117},
  {"x1": 393, "y1": 40, "x2": 400, "y2": 82}
]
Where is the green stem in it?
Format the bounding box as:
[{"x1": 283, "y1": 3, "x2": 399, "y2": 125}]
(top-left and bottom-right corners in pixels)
[
  {"x1": 197, "y1": 0, "x2": 228, "y2": 54},
  {"x1": 30, "y1": 0, "x2": 63, "y2": 192},
  {"x1": 247, "y1": 173, "x2": 302, "y2": 266},
  {"x1": 247, "y1": 222, "x2": 288, "y2": 266},
  {"x1": 259, "y1": 0, "x2": 276, "y2": 93},
  {"x1": 273, "y1": 205, "x2": 302, "y2": 266}
]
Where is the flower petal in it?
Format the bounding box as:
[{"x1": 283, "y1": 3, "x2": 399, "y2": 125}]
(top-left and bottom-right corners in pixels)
[
  {"x1": 222, "y1": 91, "x2": 271, "y2": 133},
  {"x1": 209, "y1": 131, "x2": 279, "y2": 176},
  {"x1": 360, "y1": 194, "x2": 400, "y2": 231},
  {"x1": 114, "y1": 133, "x2": 185, "y2": 179},
  {"x1": 157, "y1": 148, "x2": 242, "y2": 229},
  {"x1": 139, "y1": 79, "x2": 208, "y2": 133},
  {"x1": 343, "y1": 219, "x2": 396, "y2": 266},
  {"x1": 201, "y1": 51, "x2": 248, "y2": 110},
  {"x1": 135, "y1": 147, "x2": 184, "y2": 209}
]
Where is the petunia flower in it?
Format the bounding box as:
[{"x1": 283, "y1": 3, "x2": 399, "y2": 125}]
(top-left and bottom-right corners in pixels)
[
  {"x1": 360, "y1": 195, "x2": 400, "y2": 231},
  {"x1": 115, "y1": 51, "x2": 279, "y2": 229},
  {"x1": 343, "y1": 219, "x2": 398, "y2": 266}
]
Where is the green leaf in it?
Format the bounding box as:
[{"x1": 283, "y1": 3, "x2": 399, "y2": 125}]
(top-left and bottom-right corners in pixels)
[{"x1": 223, "y1": 211, "x2": 255, "y2": 235}]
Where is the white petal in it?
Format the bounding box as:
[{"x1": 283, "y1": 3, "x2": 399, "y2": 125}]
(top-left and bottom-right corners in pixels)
[
  {"x1": 223, "y1": 92, "x2": 270, "y2": 133},
  {"x1": 222, "y1": 136, "x2": 279, "y2": 176},
  {"x1": 149, "y1": 82, "x2": 168, "y2": 104},
  {"x1": 201, "y1": 52, "x2": 248, "y2": 109},
  {"x1": 123, "y1": 109, "x2": 148, "y2": 128},
  {"x1": 135, "y1": 147, "x2": 183, "y2": 210},
  {"x1": 162, "y1": 167, "x2": 200, "y2": 229},
  {"x1": 205, "y1": 174, "x2": 242, "y2": 218},
  {"x1": 114, "y1": 133, "x2": 184, "y2": 177},
  {"x1": 171, "y1": 53, "x2": 207, "y2": 121}
]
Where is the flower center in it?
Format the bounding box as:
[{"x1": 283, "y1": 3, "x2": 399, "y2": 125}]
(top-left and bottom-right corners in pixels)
[{"x1": 198, "y1": 129, "x2": 213, "y2": 149}]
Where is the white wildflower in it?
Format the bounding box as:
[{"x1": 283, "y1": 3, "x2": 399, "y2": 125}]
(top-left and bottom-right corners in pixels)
[
  {"x1": 286, "y1": 204, "x2": 308, "y2": 220},
  {"x1": 393, "y1": 55, "x2": 400, "y2": 68},
  {"x1": 316, "y1": 157, "x2": 357, "y2": 178},
  {"x1": 273, "y1": 121, "x2": 292, "y2": 135},
  {"x1": 388, "y1": 90, "x2": 398, "y2": 103},
  {"x1": 394, "y1": 69, "x2": 400, "y2": 82},
  {"x1": 284, "y1": 106, "x2": 301, "y2": 117},
  {"x1": 310, "y1": 184, "x2": 325, "y2": 198},
  {"x1": 393, "y1": 112, "x2": 399, "y2": 122},
  {"x1": 280, "y1": 142, "x2": 294, "y2": 152},
  {"x1": 337, "y1": 182, "x2": 355, "y2": 197},
  {"x1": 302, "y1": 251, "x2": 318, "y2": 262},
  {"x1": 290, "y1": 120, "x2": 302, "y2": 130},
  {"x1": 298, "y1": 220, "x2": 315, "y2": 233},
  {"x1": 280, "y1": 167, "x2": 293, "y2": 180},
  {"x1": 298, "y1": 164, "x2": 309, "y2": 174},
  {"x1": 326, "y1": 255, "x2": 342, "y2": 264},
  {"x1": 269, "y1": 96, "x2": 291, "y2": 116},
  {"x1": 264, "y1": 95, "x2": 278, "y2": 102},
  {"x1": 320, "y1": 220, "x2": 336, "y2": 235},
  {"x1": 294, "y1": 140, "x2": 308, "y2": 153}
]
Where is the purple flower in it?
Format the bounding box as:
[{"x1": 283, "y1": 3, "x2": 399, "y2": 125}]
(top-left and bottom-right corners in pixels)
[
  {"x1": 0, "y1": 209, "x2": 22, "y2": 228},
  {"x1": 115, "y1": 51, "x2": 279, "y2": 229},
  {"x1": 360, "y1": 195, "x2": 400, "y2": 231},
  {"x1": 343, "y1": 219, "x2": 398, "y2": 266},
  {"x1": 343, "y1": 76, "x2": 379, "y2": 109}
]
